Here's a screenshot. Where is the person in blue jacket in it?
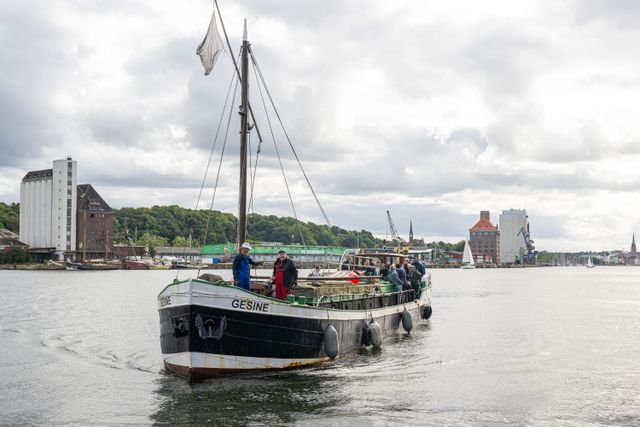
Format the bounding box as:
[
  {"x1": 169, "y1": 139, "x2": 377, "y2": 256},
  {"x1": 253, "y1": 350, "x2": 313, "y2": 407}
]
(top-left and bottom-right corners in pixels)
[
  {"x1": 232, "y1": 242, "x2": 262, "y2": 291},
  {"x1": 396, "y1": 263, "x2": 407, "y2": 285}
]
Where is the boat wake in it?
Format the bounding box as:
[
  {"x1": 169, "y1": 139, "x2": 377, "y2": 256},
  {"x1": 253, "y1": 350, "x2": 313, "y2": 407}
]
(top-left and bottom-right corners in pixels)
[{"x1": 38, "y1": 332, "x2": 160, "y2": 374}]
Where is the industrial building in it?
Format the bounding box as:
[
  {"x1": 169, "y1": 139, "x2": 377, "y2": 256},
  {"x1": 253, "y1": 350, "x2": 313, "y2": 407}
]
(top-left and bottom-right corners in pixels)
[
  {"x1": 469, "y1": 211, "x2": 500, "y2": 265},
  {"x1": 499, "y1": 209, "x2": 531, "y2": 264},
  {"x1": 76, "y1": 184, "x2": 114, "y2": 261},
  {"x1": 19, "y1": 157, "x2": 77, "y2": 260},
  {"x1": 19, "y1": 158, "x2": 116, "y2": 262}
]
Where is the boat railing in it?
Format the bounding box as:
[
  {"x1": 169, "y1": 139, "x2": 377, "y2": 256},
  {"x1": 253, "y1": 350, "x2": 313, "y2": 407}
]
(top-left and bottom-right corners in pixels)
[{"x1": 315, "y1": 288, "x2": 420, "y2": 308}]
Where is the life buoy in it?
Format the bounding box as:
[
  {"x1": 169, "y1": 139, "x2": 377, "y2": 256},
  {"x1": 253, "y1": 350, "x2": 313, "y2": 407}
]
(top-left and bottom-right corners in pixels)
[{"x1": 324, "y1": 325, "x2": 339, "y2": 359}]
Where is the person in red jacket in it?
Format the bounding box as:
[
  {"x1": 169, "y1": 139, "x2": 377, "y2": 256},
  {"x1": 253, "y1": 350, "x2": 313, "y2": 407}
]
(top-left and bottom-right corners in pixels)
[{"x1": 271, "y1": 250, "x2": 298, "y2": 300}]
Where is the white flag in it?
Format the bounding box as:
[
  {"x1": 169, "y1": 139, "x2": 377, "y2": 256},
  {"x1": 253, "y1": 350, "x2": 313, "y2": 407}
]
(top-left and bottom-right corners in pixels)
[{"x1": 196, "y1": 8, "x2": 224, "y2": 76}]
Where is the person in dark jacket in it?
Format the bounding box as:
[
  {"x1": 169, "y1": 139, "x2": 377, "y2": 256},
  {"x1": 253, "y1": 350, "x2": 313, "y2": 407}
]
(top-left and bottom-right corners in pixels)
[
  {"x1": 271, "y1": 250, "x2": 298, "y2": 300},
  {"x1": 363, "y1": 259, "x2": 375, "y2": 276},
  {"x1": 387, "y1": 264, "x2": 404, "y2": 304},
  {"x1": 396, "y1": 263, "x2": 407, "y2": 285},
  {"x1": 232, "y1": 242, "x2": 262, "y2": 291},
  {"x1": 379, "y1": 262, "x2": 388, "y2": 280},
  {"x1": 408, "y1": 264, "x2": 423, "y2": 301}
]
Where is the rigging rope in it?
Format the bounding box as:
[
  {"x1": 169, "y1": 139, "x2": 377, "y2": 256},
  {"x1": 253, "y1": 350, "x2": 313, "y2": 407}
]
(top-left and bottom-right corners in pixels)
[
  {"x1": 197, "y1": 73, "x2": 240, "y2": 278},
  {"x1": 249, "y1": 49, "x2": 332, "y2": 227},
  {"x1": 193, "y1": 67, "x2": 237, "y2": 219},
  {"x1": 248, "y1": 114, "x2": 262, "y2": 214},
  {"x1": 202, "y1": 74, "x2": 240, "y2": 248},
  {"x1": 250, "y1": 52, "x2": 307, "y2": 247},
  {"x1": 214, "y1": 0, "x2": 263, "y2": 145},
  {"x1": 177, "y1": 66, "x2": 237, "y2": 281}
]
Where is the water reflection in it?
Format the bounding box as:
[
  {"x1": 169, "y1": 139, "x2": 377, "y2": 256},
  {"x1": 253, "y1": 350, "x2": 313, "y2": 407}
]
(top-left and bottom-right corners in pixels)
[{"x1": 150, "y1": 369, "x2": 348, "y2": 425}]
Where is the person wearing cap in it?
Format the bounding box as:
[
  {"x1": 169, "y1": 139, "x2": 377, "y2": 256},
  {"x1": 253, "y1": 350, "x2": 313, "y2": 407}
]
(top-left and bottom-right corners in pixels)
[
  {"x1": 232, "y1": 242, "x2": 262, "y2": 291},
  {"x1": 271, "y1": 249, "x2": 298, "y2": 300}
]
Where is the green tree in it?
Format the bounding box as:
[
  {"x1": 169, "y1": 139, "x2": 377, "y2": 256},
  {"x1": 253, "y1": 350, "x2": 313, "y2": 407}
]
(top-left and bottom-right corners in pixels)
[
  {"x1": 0, "y1": 202, "x2": 20, "y2": 232},
  {"x1": 537, "y1": 251, "x2": 553, "y2": 264},
  {"x1": 5, "y1": 246, "x2": 29, "y2": 263},
  {"x1": 135, "y1": 233, "x2": 168, "y2": 257},
  {"x1": 173, "y1": 236, "x2": 190, "y2": 247},
  {"x1": 452, "y1": 240, "x2": 465, "y2": 252},
  {"x1": 113, "y1": 205, "x2": 389, "y2": 248}
]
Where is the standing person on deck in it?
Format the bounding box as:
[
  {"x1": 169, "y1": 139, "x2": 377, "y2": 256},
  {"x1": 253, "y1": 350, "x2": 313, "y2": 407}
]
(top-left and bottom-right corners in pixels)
[
  {"x1": 232, "y1": 242, "x2": 262, "y2": 291},
  {"x1": 379, "y1": 262, "x2": 389, "y2": 280},
  {"x1": 396, "y1": 263, "x2": 407, "y2": 286},
  {"x1": 387, "y1": 264, "x2": 404, "y2": 304},
  {"x1": 408, "y1": 264, "x2": 423, "y2": 301},
  {"x1": 271, "y1": 250, "x2": 298, "y2": 300}
]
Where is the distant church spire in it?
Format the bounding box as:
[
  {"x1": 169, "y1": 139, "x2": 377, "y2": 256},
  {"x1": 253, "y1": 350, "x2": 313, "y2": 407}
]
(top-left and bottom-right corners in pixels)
[
  {"x1": 409, "y1": 220, "x2": 414, "y2": 245},
  {"x1": 632, "y1": 233, "x2": 637, "y2": 255}
]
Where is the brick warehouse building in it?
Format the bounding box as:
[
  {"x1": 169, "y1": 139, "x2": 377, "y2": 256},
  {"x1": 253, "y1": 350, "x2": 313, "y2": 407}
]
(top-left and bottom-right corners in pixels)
[
  {"x1": 76, "y1": 184, "x2": 114, "y2": 261},
  {"x1": 469, "y1": 210, "x2": 500, "y2": 265}
]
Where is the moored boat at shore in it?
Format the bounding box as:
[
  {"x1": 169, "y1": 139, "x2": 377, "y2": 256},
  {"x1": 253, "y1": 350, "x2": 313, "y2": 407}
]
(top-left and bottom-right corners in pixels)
[{"x1": 68, "y1": 261, "x2": 120, "y2": 270}]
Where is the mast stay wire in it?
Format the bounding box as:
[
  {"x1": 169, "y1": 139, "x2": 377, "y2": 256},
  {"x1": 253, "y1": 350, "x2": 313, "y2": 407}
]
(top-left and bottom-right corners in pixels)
[
  {"x1": 249, "y1": 50, "x2": 306, "y2": 247},
  {"x1": 249, "y1": 49, "x2": 332, "y2": 227},
  {"x1": 214, "y1": 0, "x2": 263, "y2": 146},
  {"x1": 203, "y1": 74, "x2": 241, "y2": 248},
  {"x1": 197, "y1": 73, "x2": 241, "y2": 278},
  {"x1": 177, "y1": 64, "x2": 238, "y2": 281}
]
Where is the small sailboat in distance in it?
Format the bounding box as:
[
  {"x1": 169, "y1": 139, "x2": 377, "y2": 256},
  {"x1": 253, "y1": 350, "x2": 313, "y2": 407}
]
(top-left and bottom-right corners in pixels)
[
  {"x1": 586, "y1": 256, "x2": 595, "y2": 268},
  {"x1": 461, "y1": 239, "x2": 476, "y2": 269}
]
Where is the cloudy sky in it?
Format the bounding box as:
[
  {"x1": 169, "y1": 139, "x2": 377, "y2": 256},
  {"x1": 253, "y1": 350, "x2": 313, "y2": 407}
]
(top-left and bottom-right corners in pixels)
[{"x1": 1, "y1": 0, "x2": 640, "y2": 251}]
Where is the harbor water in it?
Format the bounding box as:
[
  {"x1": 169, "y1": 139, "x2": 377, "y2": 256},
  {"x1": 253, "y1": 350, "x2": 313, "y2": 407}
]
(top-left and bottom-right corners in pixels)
[{"x1": 1, "y1": 267, "x2": 639, "y2": 426}]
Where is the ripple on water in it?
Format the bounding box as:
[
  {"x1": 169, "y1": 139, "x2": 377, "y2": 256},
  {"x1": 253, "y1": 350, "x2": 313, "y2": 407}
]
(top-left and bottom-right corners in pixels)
[{"x1": 4, "y1": 268, "x2": 640, "y2": 425}]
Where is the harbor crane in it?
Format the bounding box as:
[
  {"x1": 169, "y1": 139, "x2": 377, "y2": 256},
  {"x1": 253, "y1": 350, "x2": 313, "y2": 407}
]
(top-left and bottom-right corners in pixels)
[
  {"x1": 433, "y1": 241, "x2": 449, "y2": 264},
  {"x1": 386, "y1": 210, "x2": 402, "y2": 253},
  {"x1": 517, "y1": 226, "x2": 538, "y2": 264}
]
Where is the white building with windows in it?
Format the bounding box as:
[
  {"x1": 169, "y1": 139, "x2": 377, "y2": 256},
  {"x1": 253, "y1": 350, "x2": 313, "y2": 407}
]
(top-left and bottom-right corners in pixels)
[
  {"x1": 20, "y1": 157, "x2": 77, "y2": 260},
  {"x1": 499, "y1": 209, "x2": 529, "y2": 264}
]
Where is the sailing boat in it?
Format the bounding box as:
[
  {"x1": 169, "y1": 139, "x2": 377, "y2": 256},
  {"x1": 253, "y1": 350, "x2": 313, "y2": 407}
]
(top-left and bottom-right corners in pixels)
[
  {"x1": 460, "y1": 239, "x2": 475, "y2": 269},
  {"x1": 157, "y1": 5, "x2": 433, "y2": 378},
  {"x1": 586, "y1": 256, "x2": 595, "y2": 268}
]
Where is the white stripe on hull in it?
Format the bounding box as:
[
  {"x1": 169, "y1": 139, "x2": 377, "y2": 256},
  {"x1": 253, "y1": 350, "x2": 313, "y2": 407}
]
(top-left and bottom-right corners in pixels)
[{"x1": 164, "y1": 351, "x2": 328, "y2": 372}]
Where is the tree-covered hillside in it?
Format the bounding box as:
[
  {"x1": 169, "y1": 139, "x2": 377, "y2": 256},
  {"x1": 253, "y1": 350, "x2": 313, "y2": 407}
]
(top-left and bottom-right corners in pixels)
[
  {"x1": 0, "y1": 202, "x2": 19, "y2": 232},
  {"x1": 114, "y1": 205, "x2": 383, "y2": 248},
  {"x1": 3, "y1": 202, "x2": 464, "y2": 251}
]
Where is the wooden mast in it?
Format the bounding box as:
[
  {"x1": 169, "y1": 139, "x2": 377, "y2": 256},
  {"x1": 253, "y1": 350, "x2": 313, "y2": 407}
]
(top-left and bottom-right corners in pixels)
[{"x1": 237, "y1": 19, "x2": 249, "y2": 247}]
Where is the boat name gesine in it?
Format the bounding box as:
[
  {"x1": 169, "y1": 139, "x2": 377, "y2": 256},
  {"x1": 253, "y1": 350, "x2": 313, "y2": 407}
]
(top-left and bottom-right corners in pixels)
[{"x1": 231, "y1": 298, "x2": 270, "y2": 312}]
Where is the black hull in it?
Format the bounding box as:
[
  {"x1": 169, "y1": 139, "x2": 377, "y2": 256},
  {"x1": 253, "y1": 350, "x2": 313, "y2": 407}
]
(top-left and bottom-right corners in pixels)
[{"x1": 158, "y1": 279, "x2": 432, "y2": 378}]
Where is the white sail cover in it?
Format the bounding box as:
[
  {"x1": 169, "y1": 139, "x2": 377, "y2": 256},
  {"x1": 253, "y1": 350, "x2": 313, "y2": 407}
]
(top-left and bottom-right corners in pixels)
[{"x1": 196, "y1": 8, "x2": 224, "y2": 76}]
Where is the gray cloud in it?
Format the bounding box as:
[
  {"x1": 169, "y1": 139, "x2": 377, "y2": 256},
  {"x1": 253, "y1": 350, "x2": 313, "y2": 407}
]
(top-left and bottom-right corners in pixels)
[
  {"x1": 2, "y1": 1, "x2": 640, "y2": 250},
  {"x1": 574, "y1": 0, "x2": 640, "y2": 28},
  {"x1": 0, "y1": 1, "x2": 71, "y2": 167}
]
